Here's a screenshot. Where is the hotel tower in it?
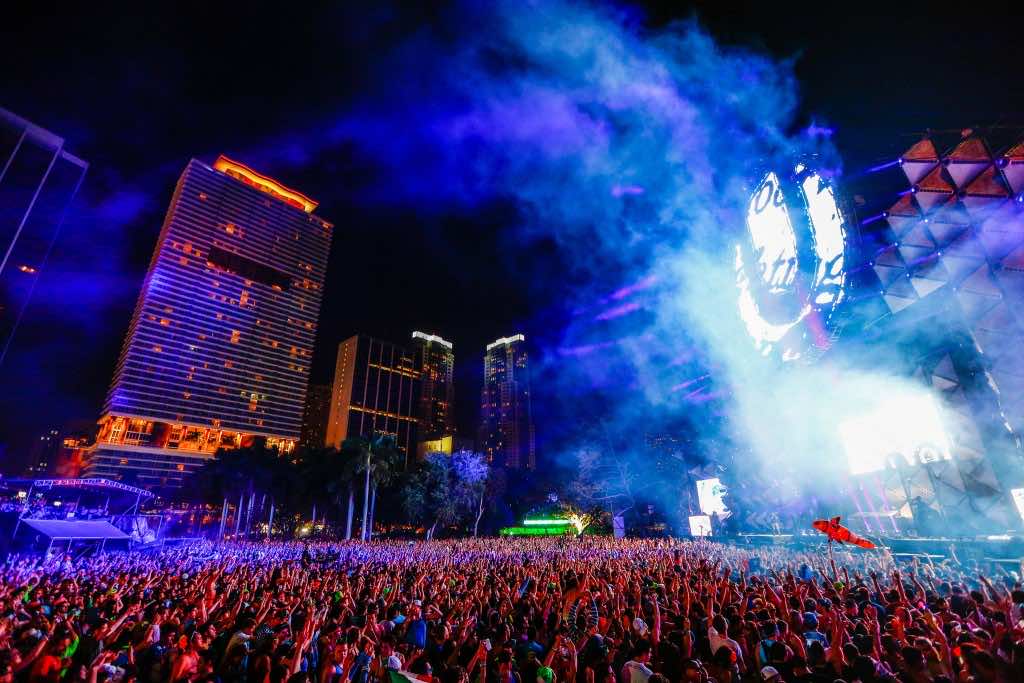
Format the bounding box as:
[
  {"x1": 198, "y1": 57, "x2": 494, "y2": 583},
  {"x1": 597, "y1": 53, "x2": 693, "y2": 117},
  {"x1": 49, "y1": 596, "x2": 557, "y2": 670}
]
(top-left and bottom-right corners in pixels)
[
  {"x1": 479, "y1": 334, "x2": 535, "y2": 469},
  {"x1": 85, "y1": 156, "x2": 332, "y2": 487}
]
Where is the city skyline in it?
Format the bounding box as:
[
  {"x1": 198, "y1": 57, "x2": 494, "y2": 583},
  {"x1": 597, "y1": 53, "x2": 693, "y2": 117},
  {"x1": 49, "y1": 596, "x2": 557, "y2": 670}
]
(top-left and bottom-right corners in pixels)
[{"x1": 0, "y1": 3, "x2": 1022, "y2": 476}]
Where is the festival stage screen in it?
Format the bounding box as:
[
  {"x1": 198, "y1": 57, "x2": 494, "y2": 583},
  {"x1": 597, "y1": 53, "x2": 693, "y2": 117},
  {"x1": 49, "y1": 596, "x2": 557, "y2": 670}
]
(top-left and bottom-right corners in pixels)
[
  {"x1": 736, "y1": 167, "x2": 848, "y2": 361},
  {"x1": 696, "y1": 477, "x2": 729, "y2": 517},
  {"x1": 688, "y1": 514, "x2": 712, "y2": 537},
  {"x1": 839, "y1": 391, "x2": 951, "y2": 475}
]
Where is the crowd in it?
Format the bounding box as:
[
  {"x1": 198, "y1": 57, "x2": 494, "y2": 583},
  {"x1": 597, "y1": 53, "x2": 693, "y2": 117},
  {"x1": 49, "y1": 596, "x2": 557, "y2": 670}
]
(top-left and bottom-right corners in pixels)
[{"x1": 1, "y1": 537, "x2": 1022, "y2": 683}]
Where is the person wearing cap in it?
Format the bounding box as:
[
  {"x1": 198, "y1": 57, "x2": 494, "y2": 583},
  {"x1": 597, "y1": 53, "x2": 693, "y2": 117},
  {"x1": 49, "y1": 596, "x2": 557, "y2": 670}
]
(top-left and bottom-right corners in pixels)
[{"x1": 760, "y1": 665, "x2": 783, "y2": 682}]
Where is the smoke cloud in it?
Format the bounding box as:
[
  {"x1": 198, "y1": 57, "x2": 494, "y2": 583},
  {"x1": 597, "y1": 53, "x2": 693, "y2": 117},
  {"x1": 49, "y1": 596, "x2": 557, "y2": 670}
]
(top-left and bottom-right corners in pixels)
[{"x1": 313, "y1": 1, "x2": 946, "y2": 526}]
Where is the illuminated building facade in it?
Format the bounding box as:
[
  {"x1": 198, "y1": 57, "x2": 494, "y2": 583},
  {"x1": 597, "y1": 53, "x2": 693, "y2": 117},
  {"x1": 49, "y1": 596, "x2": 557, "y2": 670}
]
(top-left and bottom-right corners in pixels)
[
  {"x1": 325, "y1": 335, "x2": 420, "y2": 465},
  {"x1": 410, "y1": 331, "x2": 455, "y2": 441},
  {"x1": 0, "y1": 108, "x2": 88, "y2": 366},
  {"x1": 479, "y1": 334, "x2": 535, "y2": 469},
  {"x1": 300, "y1": 383, "x2": 331, "y2": 448},
  {"x1": 85, "y1": 155, "x2": 332, "y2": 487}
]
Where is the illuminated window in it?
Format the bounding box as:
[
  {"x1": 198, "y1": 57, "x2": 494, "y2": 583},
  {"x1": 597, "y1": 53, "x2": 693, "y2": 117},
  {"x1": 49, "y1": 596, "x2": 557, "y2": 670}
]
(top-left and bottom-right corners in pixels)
[
  {"x1": 198, "y1": 193, "x2": 207, "y2": 200},
  {"x1": 160, "y1": 318, "x2": 170, "y2": 326},
  {"x1": 176, "y1": 464, "x2": 185, "y2": 471},
  {"x1": 224, "y1": 360, "x2": 233, "y2": 368},
  {"x1": 153, "y1": 345, "x2": 162, "y2": 352},
  {"x1": 230, "y1": 330, "x2": 241, "y2": 344},
  {"x1": 225, "y1": 223, "x2": 235, "y2": 234}
]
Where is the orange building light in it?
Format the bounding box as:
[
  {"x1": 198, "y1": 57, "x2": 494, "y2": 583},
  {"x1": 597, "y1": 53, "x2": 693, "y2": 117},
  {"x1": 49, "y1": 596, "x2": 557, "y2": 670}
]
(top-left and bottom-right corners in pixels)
[{"x1": 212, "y1": 155, "x2": 319, "y2": 213}]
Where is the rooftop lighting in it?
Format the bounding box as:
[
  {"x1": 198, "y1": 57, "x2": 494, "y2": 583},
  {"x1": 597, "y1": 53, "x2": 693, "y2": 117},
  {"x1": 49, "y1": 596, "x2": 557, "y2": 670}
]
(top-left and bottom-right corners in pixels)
[
  {"x1": 486, "y1": 334, "x2": 525, "y2": 351},
  {"x1": 411, "y1": 331, "x2": 453, "y2": 349}
]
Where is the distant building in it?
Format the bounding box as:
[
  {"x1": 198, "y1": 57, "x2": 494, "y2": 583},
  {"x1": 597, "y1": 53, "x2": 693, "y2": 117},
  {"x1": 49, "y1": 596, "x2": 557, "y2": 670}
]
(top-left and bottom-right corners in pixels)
[
  {"x1": 0, "y1": 108, "x2": 88, "y2": 366},
  {"x1": 479, "y1": 334, "x2": 535, "y2": 469},
  {"x1": 300, "y1": 383, "x2": 332, "y2": 448},
  {"x1": 24, "y1": 428, "x2": 60, "y2": 477},
  {"x1": 55, "y1": 432, "x2": 92, "y2": 478},
  {"x1": 416, "y1": 434, "x2": 475, "y2": 460},
  {"x1": 325, "y1": 335, "x2": 421, "y2": 466},
  {"x1": 410, "y1": 331, "x2": 455, "y2": 441},
  {"x1": 85, "y1": 156, "x2": 332, "y2": 487}
]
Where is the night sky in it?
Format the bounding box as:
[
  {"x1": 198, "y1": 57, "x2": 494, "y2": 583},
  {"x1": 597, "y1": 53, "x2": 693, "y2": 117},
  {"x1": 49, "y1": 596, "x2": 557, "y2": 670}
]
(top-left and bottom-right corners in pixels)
[{"x1": 0, "y1": 1, "x2": 1021, "y2": 470}]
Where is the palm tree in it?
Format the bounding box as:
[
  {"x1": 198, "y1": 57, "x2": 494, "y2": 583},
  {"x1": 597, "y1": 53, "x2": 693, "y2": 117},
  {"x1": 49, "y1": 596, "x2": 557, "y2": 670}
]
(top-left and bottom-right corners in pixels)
[{"x1": 366, "y1": 440, "x2": 402, "y2": 539}]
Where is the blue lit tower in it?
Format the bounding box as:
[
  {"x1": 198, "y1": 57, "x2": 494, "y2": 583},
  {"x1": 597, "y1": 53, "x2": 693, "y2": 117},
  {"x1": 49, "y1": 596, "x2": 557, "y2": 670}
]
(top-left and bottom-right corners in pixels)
[
  {"x1": 85, "y1": 156, "x2": 332, "y2": 487},
  {"x1": 479, "y1": 334, "x2": 535, "y2": 469}
]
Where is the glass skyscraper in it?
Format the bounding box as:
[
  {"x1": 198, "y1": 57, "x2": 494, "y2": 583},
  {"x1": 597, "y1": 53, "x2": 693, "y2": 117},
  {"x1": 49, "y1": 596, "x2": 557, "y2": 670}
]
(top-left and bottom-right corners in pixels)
[
  {"x1": 410, "y1": 331, "x2": 455, "y2": 441},
  {"x1": 0, "y1": 107, "x2": 88, "y2": 366},
  {"x1": 325, "y1": 335, "x2": 421, "y2": 466},
  {"x1": 85, "y1": 156, "x2": 332, "y2": 487},
  {"x1": 479, "y1": 334, "x2": 535, "y2": 469}
]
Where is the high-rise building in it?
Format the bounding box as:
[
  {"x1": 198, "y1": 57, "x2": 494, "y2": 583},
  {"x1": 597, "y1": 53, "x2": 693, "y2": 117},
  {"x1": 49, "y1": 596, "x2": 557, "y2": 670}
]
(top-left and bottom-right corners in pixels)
[
  {"x1": 325, "y1": 335, "x2": 420, "y2": 466},
  {"x1": 410, "y1": 331, "x2": 455, "y2": 441},
  {"x1": 479, "y1": 334, "x2": 535, "y2": 469},
  {"x1": 0, "y1": 108, "x2": 88, "y2": 366},
  {"x1": 24, "y1": 428, "x2": 60, "y2": 477},
  {"x1": 85, "y1": 156, "x2": 332, "y2": 487},
  {"x1": 300, "y1": 383, "x2": 332, "y2": 449}
]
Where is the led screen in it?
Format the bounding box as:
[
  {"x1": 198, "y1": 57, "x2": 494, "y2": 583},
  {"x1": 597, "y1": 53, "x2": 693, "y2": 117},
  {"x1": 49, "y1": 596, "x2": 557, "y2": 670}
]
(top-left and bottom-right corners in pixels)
[
  {"x1": 696, "y1": 477, "x2": 729, "y2": 517},
  {"x1": 689, "y1": 514, "x2": 712, "y2": 537},
  {"x1": 838, "y1": 391, "x2": 951, "y2": 475},
  {"x1": 736, "y1": 167, "x2": 848, "y2": 360}
]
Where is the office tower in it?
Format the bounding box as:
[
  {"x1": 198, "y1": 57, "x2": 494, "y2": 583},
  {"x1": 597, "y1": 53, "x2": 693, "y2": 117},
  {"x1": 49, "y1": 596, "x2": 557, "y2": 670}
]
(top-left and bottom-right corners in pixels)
[
  {"x1": 410, "y1": 331, "x2": 455, "y2": 441},
  {"x1": 479, "y1": 334, "x2": 535, "y2": 469},
  {"x1": 0, "y1": 108, "x2": 88, "y2": 366},
  {"x1": 300, "y1": 383, "x2": 332, "y2": 448},
  {"x1": 85, "y1": 156, "x2": 332, "y2": 487},
  {"x1": 24, "y1": 428, "x2": 60, "y2": 477},
  {"x1": 325, "y1": 335, "x2": 420, "y2": 466}
]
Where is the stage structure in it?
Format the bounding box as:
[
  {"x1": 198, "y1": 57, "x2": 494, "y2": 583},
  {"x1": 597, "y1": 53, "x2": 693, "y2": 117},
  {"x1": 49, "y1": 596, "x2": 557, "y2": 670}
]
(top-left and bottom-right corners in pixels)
[
  {"x1": 840, "y1": 131, "x2": 1024, "y2": 533},
  {"x1": 10, "y1": 478, "x2": 159, "y2": 552}
]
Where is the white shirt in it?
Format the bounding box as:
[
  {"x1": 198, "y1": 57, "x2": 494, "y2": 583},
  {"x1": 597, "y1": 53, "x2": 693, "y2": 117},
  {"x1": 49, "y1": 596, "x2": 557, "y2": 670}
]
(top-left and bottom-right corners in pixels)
[
  {"x1": 708, "y1": 626, "x2": 745, "y2": 670},
  {"x1": 622, "y1": 660, "x2": 653, "y2": 683}
]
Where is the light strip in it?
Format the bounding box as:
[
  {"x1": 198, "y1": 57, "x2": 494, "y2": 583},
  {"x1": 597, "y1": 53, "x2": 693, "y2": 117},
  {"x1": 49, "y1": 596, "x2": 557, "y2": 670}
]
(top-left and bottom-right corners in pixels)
[
  {"x1": 522, "y1": 518, "x2": 572, "y2": 526},
  {"x1": 412, "y1": 331, "x2": 453, "y2": 349},
  {"x1": 486, "y1": 333, "x2": 525, "y2": 351},
  {"x1": 212, "y1": 155, "x2": 318, "y2": 213}
]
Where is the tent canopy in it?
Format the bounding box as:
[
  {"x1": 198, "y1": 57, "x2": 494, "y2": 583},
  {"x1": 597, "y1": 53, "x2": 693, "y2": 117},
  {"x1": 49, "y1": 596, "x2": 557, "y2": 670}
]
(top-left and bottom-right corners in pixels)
[{"x1": 21, "y1": 519, "x2": 129, "y2": 541}]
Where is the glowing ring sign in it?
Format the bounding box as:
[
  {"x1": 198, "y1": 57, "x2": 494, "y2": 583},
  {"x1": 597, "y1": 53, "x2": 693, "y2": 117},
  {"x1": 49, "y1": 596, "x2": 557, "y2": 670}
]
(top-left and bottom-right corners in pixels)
[{"x1": 735, "y1": 166, "x2": 848, "y2": 361}]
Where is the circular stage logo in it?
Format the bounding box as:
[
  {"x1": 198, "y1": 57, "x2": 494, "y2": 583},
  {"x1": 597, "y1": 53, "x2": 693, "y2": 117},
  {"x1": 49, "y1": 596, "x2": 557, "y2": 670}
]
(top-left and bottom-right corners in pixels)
[{"x1": 735, "y1": 166, "x2": 849, "y2": 361}]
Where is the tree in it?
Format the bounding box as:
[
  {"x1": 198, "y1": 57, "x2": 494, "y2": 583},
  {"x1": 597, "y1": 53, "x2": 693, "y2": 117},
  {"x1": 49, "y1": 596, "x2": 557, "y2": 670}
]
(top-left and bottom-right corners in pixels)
[
  {"x1": 297, "y1": 445, "x2": 353, "y2": 536},
  {"x1": 402, "y1": 452, "x2": 460, "y2": 539},
  {"x1": 451, "y1": 450, "x2": 489, "y2": 537},
  {"x1": 401, "y1": 450, "x2": 490, "y2": 538},
  {"x1": 366, "y1": 438, "x2": 402, "y2": 539},
  {"x1": 191, "y1": 443, "x2": 298, "y2": 537}
]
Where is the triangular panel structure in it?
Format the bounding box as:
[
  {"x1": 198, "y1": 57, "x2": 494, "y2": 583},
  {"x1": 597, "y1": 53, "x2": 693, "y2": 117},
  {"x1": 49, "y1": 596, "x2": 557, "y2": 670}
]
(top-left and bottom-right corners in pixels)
[
  {"x1": 932, "y1": 354, "x2": 957, "y2": 383},
  {"x1": 872, "y1": 263, "x2": 906, "y2": 288},
  {"x1": 888, "y1": 193, "x2": 921, "y2": 218},
  {"x1": 1000, "y1": 140, "x2": 1024, "y2": 193},
  {"x1": 901, "y1": 138, "x2": 939, "y2": 185},
  {"x1": 914, "y1": 165, "x2": 955, "y2": 211},
  {"x1": 954, "y1": 286, "x2": 1001, "y2": 322},
  {"x1": 964, "y1": 165, "x2": 1010, "y2": 198},
  {"x1": 901, "y1": 223, "x2": 935, "y2": 249},
  {"x1": 974, "y1": 301, "x2": 1019, "y2": 334},
  {"x1": 942, "y1": 227, "x2": 986, "y2": 260},
  {"x1": 886, "y1": 214, "x2": 920, "y2": 237},
  {"x1": 978, "y1": 220, "x2": 1023, "y2": 262},
  {"x1": 874, "y1": 244, "x2": 905, "y2": 268},
  {"x1": 897, "y1": 245, "x2": 934, "y2": 266},
  {"x1": 945, "y1": 137, "x2": 992, "y2": 188},
  {"x1": 959, "y1": 264, "x2": 1002, "y2": 297}
]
